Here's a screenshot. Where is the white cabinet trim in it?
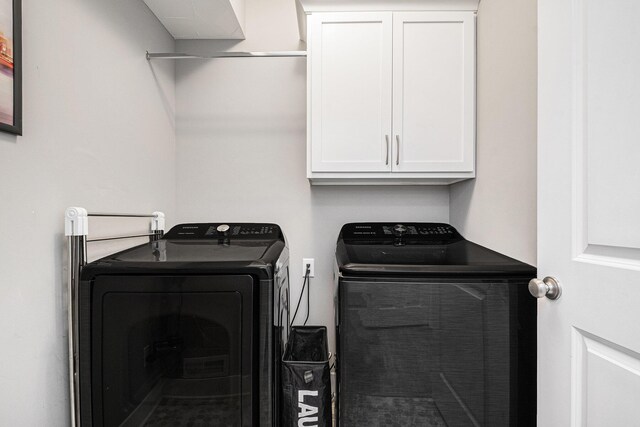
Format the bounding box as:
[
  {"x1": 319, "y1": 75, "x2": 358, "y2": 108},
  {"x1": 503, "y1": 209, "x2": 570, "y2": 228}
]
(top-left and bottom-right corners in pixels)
[{"x1": 298, "y1": 0, "x2": 480, "y2": 14}]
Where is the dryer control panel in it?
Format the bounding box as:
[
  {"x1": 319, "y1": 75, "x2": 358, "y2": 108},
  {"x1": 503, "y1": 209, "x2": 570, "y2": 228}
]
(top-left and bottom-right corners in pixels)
[{"x1": 164, "y1": 223, "x2": 282, "y2": 240}]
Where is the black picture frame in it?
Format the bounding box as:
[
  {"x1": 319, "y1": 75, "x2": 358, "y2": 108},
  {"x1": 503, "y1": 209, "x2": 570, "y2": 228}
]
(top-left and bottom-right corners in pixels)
[{"x1": 0, "y1": 0, "x2": 21, "y2": 135}]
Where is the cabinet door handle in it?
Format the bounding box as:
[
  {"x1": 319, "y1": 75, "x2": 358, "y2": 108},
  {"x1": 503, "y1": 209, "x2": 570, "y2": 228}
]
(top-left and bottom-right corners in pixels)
[
  {"x1": 385, "y1": 135, "x2": 390, "y2": 165},
  {"x1": 395, "y1": 135, "x2": 400, "y2": 166}
]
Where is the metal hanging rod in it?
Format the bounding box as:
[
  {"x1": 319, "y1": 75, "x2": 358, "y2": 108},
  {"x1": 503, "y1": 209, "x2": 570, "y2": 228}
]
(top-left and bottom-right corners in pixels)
[
  {"x1": 87, "y1": 233, "x2": 159, "y2": 243},
  {"x1": 146, "y1": 51, "x2": 307, "y2": 60},
  {"x1": 88, "y1": 212, "x2": 158, "y2": 218}
]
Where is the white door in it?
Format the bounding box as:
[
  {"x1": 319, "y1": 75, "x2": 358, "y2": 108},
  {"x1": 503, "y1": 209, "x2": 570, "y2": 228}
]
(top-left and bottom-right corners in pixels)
[
  {"x1": 392, "y1": 12, "x2": 475, "y2": 173},
  {"x1": 309, "y1": 12, "x2": 393, "y2": 172},
  {"x1": 538, "y1": 0, "x2": 640, "y2": 425}
]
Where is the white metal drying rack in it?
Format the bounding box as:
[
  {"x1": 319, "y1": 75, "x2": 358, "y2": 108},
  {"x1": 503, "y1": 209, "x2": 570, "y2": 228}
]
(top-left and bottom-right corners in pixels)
[
  {"x1": 146, "y1": 50, "x2": 307, "y2": 60},
  {"x1": 64, "y1": 207, "x2": 166, "y2": 427}
]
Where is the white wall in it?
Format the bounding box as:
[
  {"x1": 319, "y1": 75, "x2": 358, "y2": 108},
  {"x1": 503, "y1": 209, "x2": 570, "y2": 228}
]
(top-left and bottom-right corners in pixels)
[
  {"x1": 0, "y1": 0, "x2": 175, "y2": 424},
  {"x1": 450, "y1": 0, "x2": 538, "y2": 266},
  {"x1": 175, "y1": 0, "x2": 450, "y2": 354}
]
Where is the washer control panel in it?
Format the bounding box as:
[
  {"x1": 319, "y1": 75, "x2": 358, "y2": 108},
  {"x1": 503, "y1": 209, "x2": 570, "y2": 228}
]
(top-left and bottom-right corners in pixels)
[{"x1": 341, "y1": 223, "x2": 460, "y2": 243}]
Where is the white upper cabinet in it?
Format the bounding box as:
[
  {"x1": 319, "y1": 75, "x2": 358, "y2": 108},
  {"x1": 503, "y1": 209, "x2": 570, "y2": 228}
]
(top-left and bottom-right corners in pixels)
[
  {"x1": 309, "y1": 13, "x2": 393, "y2": 172},
  {"x1": 393, "y1": 12, "x2": 475, "y2": 173},
  {"x1": 302, "y1": 1, "x2": 478, "y2": 185}
]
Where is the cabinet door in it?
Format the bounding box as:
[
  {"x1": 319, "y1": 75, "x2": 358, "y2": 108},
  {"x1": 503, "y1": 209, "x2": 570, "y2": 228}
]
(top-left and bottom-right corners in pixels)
[
  {"x1": 309, "y1": 12, "x2": 393, "y2": 172},
  {"x1": 392, "y1": 12, "x2": 476, "y2": 172}
]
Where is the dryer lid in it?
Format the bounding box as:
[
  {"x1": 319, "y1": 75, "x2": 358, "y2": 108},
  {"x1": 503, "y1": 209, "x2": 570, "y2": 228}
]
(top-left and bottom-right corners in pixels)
[{"x1": 80, "y1": 223, "x2": 286, "y2": 280}]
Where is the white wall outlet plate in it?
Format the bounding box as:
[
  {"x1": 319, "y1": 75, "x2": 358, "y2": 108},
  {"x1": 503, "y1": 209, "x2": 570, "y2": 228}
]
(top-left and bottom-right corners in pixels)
[{"x1": 303, "y1": 258, "x2": 315, "y2": 277}]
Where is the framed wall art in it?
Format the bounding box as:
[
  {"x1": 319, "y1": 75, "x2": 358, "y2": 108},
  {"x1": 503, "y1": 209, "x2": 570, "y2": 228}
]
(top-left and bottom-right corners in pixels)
[{"x1": 0, "y1": 0, "x2": 20, "y2": 135}]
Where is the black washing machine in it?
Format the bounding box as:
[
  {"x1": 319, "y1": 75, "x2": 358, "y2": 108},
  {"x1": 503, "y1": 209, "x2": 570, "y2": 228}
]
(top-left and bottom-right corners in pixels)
[
  {"x1": 335, "y1": 223, "x2": 536, "y2": 427},
  {"x1": 78, "y1": 223, "x2": 290, "y2": 427}
]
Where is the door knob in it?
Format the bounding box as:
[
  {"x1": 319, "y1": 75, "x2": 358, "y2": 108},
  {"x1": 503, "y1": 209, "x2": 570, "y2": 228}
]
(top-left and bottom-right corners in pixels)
[{"x1": 528, "y1": 276, "x2": 562, "y2": 300}]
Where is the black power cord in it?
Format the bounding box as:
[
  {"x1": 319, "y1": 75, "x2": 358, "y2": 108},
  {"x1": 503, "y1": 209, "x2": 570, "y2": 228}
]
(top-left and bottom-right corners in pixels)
[
  {"x1": 290, "y1": 263, "x2": 311, "y2": 328},
  {"x1": 304, "y1": 266, "x2": 311, "y2": 326}
]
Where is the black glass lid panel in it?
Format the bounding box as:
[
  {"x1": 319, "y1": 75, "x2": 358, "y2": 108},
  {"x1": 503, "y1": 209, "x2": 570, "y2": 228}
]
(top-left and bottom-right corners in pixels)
[
  {"x1": 112, "y1": 240, "x2": 271, "y2": 263},
  {"x1": 338, "y1": 223, "x2": 534, "y2": 269},
  {"x1": 343, "y1": 241, "x2": 522, "y2": 266},
  {"x1": 88, "y1": 223, "x2": 285, "y2": 266}
]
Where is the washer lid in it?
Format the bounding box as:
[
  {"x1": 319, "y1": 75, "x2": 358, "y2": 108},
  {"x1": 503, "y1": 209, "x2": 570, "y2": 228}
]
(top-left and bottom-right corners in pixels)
[{"x1": 336, "y1": 223, "x2": 535, "y2": 277}]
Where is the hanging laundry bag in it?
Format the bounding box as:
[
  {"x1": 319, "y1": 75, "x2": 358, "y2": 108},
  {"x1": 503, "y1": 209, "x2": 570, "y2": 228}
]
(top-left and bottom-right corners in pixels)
[{"x1": 282, "y1": 326, "x2": 332, "y2": 427}]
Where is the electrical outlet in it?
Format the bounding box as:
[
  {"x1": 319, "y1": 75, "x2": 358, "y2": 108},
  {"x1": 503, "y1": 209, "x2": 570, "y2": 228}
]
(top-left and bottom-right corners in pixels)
[{"x1": 303, "y1": 258, "x2": 315, "y2": 278}]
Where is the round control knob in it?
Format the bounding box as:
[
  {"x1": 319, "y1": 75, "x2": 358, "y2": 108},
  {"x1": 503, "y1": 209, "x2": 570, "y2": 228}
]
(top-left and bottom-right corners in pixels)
[
  {"x1": 528, "y1": 276, "x2": 562, "y2": 300},
  {"x1": 216, "y1": 224, "x2": 230, "y2": 234},
  {"x1": 393, "y1": 224, "x2": 407, "y2": 237}
]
